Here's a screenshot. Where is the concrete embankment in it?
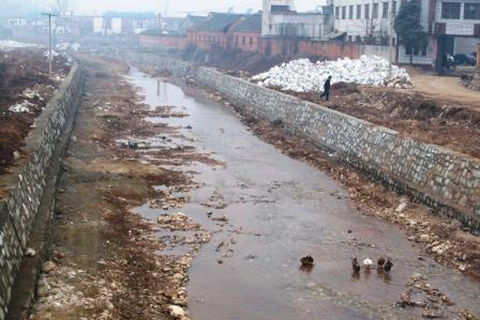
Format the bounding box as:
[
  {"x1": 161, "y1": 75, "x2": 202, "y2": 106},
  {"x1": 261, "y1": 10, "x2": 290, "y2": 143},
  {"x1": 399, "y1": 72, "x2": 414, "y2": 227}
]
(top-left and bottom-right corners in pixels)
[
  {"x1": 112, "y1": 51, "x2": 480, "y2": 233},
  {"x1": 0, "y1": 64, "x2": 85, "y2": 319}
]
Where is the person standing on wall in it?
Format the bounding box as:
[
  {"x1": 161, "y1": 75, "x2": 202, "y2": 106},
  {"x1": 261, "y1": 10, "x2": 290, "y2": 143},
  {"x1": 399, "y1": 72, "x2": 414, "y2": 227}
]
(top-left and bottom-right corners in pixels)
[{"x1": 320, "y1": 76, "x2": 332, "y2": 101}]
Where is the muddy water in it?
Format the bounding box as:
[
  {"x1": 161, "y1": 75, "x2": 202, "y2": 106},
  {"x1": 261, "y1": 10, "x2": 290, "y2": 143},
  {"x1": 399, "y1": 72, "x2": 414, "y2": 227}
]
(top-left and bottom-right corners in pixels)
[{"x1": 126, "y1": 68, "x2": 480, "y2": 320}]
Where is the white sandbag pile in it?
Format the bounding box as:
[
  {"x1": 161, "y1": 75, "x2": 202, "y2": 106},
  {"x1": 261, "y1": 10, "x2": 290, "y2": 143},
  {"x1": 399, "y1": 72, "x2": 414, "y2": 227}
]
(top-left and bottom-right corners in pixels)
[
  {"x1": 252, "y1": 55, "x2": 412, "y2": 92},
  {"x1": 0, "y1": 40, "x2": 37, "y2": 52}
]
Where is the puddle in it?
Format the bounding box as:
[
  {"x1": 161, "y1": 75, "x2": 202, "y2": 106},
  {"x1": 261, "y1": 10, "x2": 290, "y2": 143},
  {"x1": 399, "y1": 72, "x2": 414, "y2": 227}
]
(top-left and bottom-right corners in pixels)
[{"x1": 126, "y1": 67, "x2": 480, "y2": 320}]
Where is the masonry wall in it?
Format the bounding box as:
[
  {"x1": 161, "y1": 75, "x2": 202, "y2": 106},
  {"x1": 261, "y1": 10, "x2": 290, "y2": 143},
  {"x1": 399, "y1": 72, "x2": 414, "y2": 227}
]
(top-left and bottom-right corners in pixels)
[
  {"x1": 0, "y1": 65, "x2": 85, "y2": 319},
  {"x1": 139, "y1": 35, "x2": 187, "y2": 50},
  {"x1": 232, "y1": 31, "x2": 261, "y2": 52},
  {"x1": 117, "y1": 51, "x2": 480, "y2": 233}
]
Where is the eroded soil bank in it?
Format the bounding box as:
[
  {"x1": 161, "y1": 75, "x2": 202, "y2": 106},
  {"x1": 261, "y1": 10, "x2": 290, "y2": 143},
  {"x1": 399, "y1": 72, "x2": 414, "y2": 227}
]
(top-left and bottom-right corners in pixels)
[
  {"x1": 27, "y1": 54, "x2": 480, "y2": 320},
  {"x1": 0, "y1": 48, "x2": 70, "y2": 176}
]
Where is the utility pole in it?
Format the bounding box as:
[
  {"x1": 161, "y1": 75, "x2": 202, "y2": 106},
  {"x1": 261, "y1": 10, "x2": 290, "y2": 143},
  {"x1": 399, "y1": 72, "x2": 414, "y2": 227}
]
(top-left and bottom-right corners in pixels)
[
  {"x1": 388, "y1": 1, "x2": 395, "y2": 78},
  {"x1": 42, "y1": 13, "x2": 57, "y2": 79}
]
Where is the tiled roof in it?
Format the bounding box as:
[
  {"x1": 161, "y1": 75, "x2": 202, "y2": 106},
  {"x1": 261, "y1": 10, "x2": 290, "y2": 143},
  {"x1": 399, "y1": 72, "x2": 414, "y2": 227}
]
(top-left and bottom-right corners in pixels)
[
  {"x1": 233, "y1": 13, "x2": 261, "y2": 32},
  {"x1": 195, "y1": 13, "x2": 244, "y2": 32}
]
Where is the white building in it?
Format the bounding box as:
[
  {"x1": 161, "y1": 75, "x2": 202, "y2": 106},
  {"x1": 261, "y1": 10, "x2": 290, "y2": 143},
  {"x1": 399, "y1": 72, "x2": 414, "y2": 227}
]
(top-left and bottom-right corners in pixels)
[
  {"x1": 262, "y1": 0, "x2": 333, "y2": 39},
  {"x1": 333, "y1": 0, "x2": 400, "y2": 43},
  {"x1": 334, "y1": 0, "x2": 480, "y2": 68}
]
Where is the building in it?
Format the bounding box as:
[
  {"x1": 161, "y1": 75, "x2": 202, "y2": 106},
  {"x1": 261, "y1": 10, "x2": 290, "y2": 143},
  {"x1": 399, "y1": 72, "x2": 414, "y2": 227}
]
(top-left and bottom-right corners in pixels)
[
  {"x1": 94, "y1": 12, "x2": 158, "y2": 36},
  {"x1": 333, "y1": 0, "x2": 480, "y2": 68},
  {"x1": 433, "y1": 0, "x2": 480, "y2": 64},
  {"x1": 262, "y1": 0, "x2": 295, "y2": 37},
  {"x1": 139, "y1": 15, "x2": 208, "y2": 50},
  {"x1": 186, "y1": 13, "x2": 245, "y2": 49},
  {"x1": 262, "y1": 0, "x2": 332, "y2": 39},
  {"x1": 231, "y1": 13, "x2": 262, "y2": 51},
  {"x1": 178, "y1": 15, "x2": 208, "y2": 35},
  {"x1": 333, "y1": 0, "x2": 399, "y2": 43}
]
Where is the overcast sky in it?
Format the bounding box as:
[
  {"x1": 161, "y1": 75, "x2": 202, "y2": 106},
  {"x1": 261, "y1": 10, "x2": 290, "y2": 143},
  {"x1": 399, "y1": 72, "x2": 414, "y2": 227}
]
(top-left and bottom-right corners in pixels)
[{"x1": 65, "y1": 0, "x2": 325, "y2": 16}]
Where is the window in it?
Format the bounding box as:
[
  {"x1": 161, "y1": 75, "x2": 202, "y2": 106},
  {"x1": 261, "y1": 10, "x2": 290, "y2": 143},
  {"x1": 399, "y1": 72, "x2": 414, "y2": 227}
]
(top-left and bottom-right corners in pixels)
[
  {"x1": 392, "y1": 0, "x2": 397, "y2": 16},
  {"x1": 356, "y1": 5, "x2": 362, "y2": 19},
  {"x1": 235, "y1": 36, "x2": 238, "y2": 44},
  {"x1": 464, "y1": 3, "x2": 480, "y2": 19},
  {"x1": 365, "y1": 4, "x2": 370, "y2": 19},
  {"x1": 383, "y1": 2, "x2": 389, "y2": 18},
  {"x1": 373, "y1": 3, "x2": 379, "y2": 18},
  {"x1": 250, "y1": 37, "x2": 253, "y2": 45},
  {"x1": 335, "y1": 6, "x2": 340, "y2": 19},
  {"x1": 349, "y1": 5, "x2": 354, "y2": 19},
  {"x1": 342, "y1": 6, "x2": 346, "y2": 19},
  {"x1": 242, "y1": 36, "x2": 246, "y2": 44},
  {"x1": 348, "y1": 35, "x2": 353, "y2": 41},
  {"x1": 441, "y1": 2, "x2": 461, "y2": 19}
]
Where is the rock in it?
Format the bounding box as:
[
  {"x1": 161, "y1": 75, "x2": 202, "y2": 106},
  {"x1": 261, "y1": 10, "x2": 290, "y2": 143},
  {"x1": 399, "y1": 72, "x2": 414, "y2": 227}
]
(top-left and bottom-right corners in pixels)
[
  {"x1": 395, "y1": 202, "x2": 409, "y2": 213},
  {"x1": 458, "y1": 264, "x2": 467, "y2": 272},
  {"x1": 422, "y1": 311, "x2": 444, "y2": 318},
  {"x1": 450, "y1": 219, "x2": 463, "y2": 229},
  {"x1": 168, "y1": 305, "x2": 185, "y2": 319},
  {"x1": 211, "y1": 214, "x2": 228, "y2": 222},
  {"x1": 42, "y1": 261, "x2": 57, "y2": 273},
  {"x1": 37, "y1": 277, "x2": 50, "y2": 297},
  {"x1": 25, "y1": 248, "x2": 37, "y2": 257}
]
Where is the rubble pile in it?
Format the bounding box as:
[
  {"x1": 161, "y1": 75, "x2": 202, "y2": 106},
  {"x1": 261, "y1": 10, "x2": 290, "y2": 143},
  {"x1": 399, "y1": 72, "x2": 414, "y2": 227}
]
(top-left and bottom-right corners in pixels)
[
  {"x1": 0, "y1": 40, "x2": 37, "y2": 52},
  {"x1": 56, "y1": 42, "x2": 81, "y2": 51},
  {"x1": 252, "y1": 55, "x2": 412, "y2": 92},
  {"x1": 8, "y1": 100, "x2": 37, "y2": 113}
]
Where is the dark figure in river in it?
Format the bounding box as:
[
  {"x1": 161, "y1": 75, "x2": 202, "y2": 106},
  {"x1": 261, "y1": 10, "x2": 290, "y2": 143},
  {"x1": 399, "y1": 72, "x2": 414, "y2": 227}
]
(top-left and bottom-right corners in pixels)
[{"x1": 320, "y1": 76, "x2": 332, "y2": 101}]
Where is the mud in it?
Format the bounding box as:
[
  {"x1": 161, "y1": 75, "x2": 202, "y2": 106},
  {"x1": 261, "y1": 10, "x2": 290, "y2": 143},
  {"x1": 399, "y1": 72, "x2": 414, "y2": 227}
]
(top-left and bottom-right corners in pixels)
[{"x1": 29, "y1": 56, "x2": 207, "y2": 320}]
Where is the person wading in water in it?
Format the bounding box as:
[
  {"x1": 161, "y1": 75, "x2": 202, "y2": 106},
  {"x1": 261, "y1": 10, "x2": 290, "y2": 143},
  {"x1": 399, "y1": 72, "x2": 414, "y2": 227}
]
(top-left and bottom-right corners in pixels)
[{"x1": 320, "y1": 76, "x2": 332, "y2": 101}]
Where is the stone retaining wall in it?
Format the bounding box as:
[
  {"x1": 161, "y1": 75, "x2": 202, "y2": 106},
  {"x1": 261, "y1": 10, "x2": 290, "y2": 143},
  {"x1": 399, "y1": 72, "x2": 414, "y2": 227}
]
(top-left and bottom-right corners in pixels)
[
  {"x1": 0, "y1": 64, "x2": 85, "y2": 319},
  {"x1": 115, "y1": 51, "x2": 480, "y2": 233}
]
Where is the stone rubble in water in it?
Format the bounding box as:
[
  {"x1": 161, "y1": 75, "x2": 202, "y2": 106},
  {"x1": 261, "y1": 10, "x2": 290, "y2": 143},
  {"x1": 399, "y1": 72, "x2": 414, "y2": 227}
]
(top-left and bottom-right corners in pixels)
[{"x1": 252, "y1": 55, "x2": 412, "y2": 92}]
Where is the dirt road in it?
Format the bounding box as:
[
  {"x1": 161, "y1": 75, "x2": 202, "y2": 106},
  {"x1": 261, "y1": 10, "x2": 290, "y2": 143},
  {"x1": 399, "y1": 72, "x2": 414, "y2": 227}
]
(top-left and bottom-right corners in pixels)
[
  {"x1": 410, "y1": 74, "x2": 480, "y2": 109},
  {"x1": 28, "y1": 55, "x2": 480, "y2": 320}
]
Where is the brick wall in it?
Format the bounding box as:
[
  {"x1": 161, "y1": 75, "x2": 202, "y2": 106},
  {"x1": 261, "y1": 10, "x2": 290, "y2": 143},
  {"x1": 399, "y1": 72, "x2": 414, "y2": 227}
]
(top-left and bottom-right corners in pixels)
[
  {"x1": 477, "y1": 43, "x2": 480, "y2": 69},
  {"x1": 139, "y1": 35, "x2": 187, "y2": 50},
  {"x1": 231, "y1": 31, "x2": 261, "y2": 52}
]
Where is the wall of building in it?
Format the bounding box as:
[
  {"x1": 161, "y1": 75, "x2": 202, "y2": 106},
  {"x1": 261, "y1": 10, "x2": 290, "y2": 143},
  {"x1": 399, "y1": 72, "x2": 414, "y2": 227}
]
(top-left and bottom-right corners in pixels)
[
  {"x1": 231, "y1": 31, "x2": 261, "y2": 52},
  {"x1": 262, "y1": 0, "x2": 296, "y2": 36},
  {"x1": 454, "y1": 36, "x2": 480, "y2": 54},
  {"x1": 270, "y1": 13, "x2": 329, "y2": 39},
  {"x1": 361, "y1": 43, "x2": 391, "y2": 60},
  {"x1": 139, "y1": 34, "x2": 187, "y2": 50},
  {"x1": 116, "y1": 51, "x2": 480, "y2": 234},
  {"x1": 0, "y1": 65, "x2": 85, "y2": 320},
  {"x1": 478, "y1": 42, "x2": 480, "y2": 67},
  {"x1": 333, "y1": 0, "x2": 400, "y2": 39},
  {"x1": 435, "y1": 0, "x2": 480, "y2": 36}
]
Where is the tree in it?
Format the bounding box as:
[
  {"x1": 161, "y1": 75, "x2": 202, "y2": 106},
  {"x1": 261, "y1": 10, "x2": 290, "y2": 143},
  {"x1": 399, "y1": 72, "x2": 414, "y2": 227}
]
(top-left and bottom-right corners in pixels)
[{"x1": 394, "y1": 0, "x2": 429, "y2": 64}]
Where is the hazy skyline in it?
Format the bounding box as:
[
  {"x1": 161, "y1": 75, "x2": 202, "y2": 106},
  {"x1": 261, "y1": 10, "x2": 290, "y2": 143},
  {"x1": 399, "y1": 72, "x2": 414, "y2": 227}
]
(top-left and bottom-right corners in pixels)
[{"x1": 68, "y1": 0, "x2": 324, "y2": 16}]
